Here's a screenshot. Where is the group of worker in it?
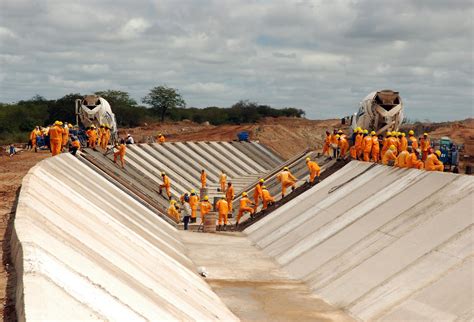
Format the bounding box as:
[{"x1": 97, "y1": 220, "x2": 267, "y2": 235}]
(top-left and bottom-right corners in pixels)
[
  {"x1": 27, "y1": 121, "x2": 81, "y2": 156},
  {"x1": 323, "y1": 128, "x2": 445, "y2": 171}
]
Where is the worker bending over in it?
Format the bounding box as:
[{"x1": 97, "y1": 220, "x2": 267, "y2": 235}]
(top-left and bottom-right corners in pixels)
[
  {"x1": 219, "y1": 170, "x2": 227, "y2": 192},
  {"x1": 113, "y1": 139, "x2": 127, "y2": 168},
  {"x1": 199, "y1": 195, "x2": 212, "y2": 224},
  {"x1": 49, "y1": 121, "x2": 64, "y2": 156},
  {"x1": 337, "y1": 135, "x2": 349, "y2": 160},
  {"x1": 200, "y1": 170, "x2": 207, "y2": 189},
  {"x1": 159, "y1": 172, "x2": 172, "y2": 199},
  {"x1": 261, "y1": 186, "x2": 275, "y2": 210},
  {"x1": 70, "y1": 137, "x2": 81, "y2": 156},
  {"x1": 305, "y1": 157, "x2": 320, "y2": 184},
  {"x1": 225, "y1": 182, "x2": 235, "y2": 215},
  {"x1": 189, "y1": 190, "x2": 200, "y2": 223},
  {"x1": 425, "y1": 150, "x2": 444, "y2": 171},
  {"x1": 253, "y1": 179, "x2": 264, "y2": 212},
  {"x1": 168, "y1": 200, "x2": 180, "y2": 223},
  {"x1": 215, "y1": 196, "x2": 229, "y2": 231},
  {"x1": 382, "y1": 145, "x2": 397, "y2": 166},
  {"x1": 406, "y1": 146, "x2": 424, "y2": 169},
  {"x1": 236, "y1": 192, "x2": 254, "y2": 227},
  {"x1": 277, "y1": 167, "x2": 297, "y2": 198}
]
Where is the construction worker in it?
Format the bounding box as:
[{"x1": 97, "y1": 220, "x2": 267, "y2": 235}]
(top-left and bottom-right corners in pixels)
[
  {"x1": 253, "y1": 179, "x2": 264, "y2": 212},
  {"x1": 361, "y1": 130, "x2": 373, "y2": 162},
  {"x1": 97, "y1": 124, "x2": 104, "y2": 147},
  {"x1": 236, "y1": 192, "x2": 254, "y2": 227},
  {"x1": 181, "y1": 196, "x2": 191, "y2": 230},
  {"x1": 306, "y1": 157, "x2": 320, "y2": 184},
  {"x1": 355, "y1": 129, "x2": 364, "y2": 159},
  {"x1": 394, "y1": 149, "x2": 409, "y2": 168},
  {"x1": 370, "y1": 131, "x2": 380, "y2": 162},
  {"x1": 261, "y1": 186, "x2": 275, "y2": 210},
  {"x1": 104, "y1": 124, "x2": 111, "y2": 147},
  {"x1": 425, "y1": 150, "x2": 444, "y2": 171},
  {"x1": 408, "y1": 130, "x2": 418, "y2": 150},
  {"x1": 277, "y1": 167, "x2": 297, "y2": 198},
  {"x1": 330, "y1": 129, "x2": 339, "y2": 158},
  {"x1": 70, "y1": 136, "x2": 81, "y2": 156},
  {"x1": 189, "y1": 190, "x2": 200, "y2": 223},
  {"x1": 382, "y1": 145, "x2": 397, "y2": 166},
  {"x1": 49, "y1": 121, "x2": 64, "y2": 156},
  {"x1": 420, "y1": 133, "x2": 431, "y2": 161},
  {"x1": 225, "y1": 182, "x2": 235, "y2": 214},
  {"x1": 399, "y1": 132, "x2": 408, "y2": 152},
  {"x1": 199, "y1": 195, "x2": 212, "y2": 224},
  {"x1": 180, "y1": 192, "x2": 189, "y2": 204},
  {"x1": 30, "y1": 126, "x2": 41, "y2": 152},
  {"x1": 113, "y1": 138, "x2": 127, "y2": 168},
  {"x1": 159, "y1": 172, "x2": 172, "y2": 199},
  {"x1": 99, "y1": 124, "x2": 107, "y2": 149},
  {"x1": 337, "y1": 134, "x2": 349, "y2": 160},
  {"x1": 86, "y1": 125, "x2": 97, "y2": 149},
  {"x1": 215, "y1": 196, "x2": 229, "y2": 231},
  {"x1": 157, "y1": 133, "x2": 166, "y2": 143},
  {"x1": 168, "y1": 200, "x2": 181, "y2": 222},
  {"x1": 61, "y1": 123, "x2": 70, "y2": 151},
  {"x1": 406, "y1": 146, "x2": 424, "y2": 169},
  {"x1": 219, "y1": 170, "x2": 227, "y2": 192},
  {"x1": 322, "y1": 130, "x2": 331, "y2": 156},
  {"x1": 200, "y1": 170, "x2": 207, "y2": 188},
  {"x1": 381, "y1": 132, "x2": 391, "y2": 157}
]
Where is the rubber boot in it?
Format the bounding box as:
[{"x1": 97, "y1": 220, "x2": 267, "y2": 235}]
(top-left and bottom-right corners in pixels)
[
  {"x1": 235, "y1": 222, "x2": 239, "y2": 229},
  {"x1": 217, "y1": 225, "x2": 221, "y2": 231},
  {"x1": 223, "y1": 224, "x2": 227, "y2": 231}
]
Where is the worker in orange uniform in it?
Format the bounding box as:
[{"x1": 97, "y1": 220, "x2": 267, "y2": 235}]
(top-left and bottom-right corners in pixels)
[
  {"x1": 104, "y1": 124, "x2": 111, "y2": 148},
  {"x1": 381, "y1": 132, "x2": 391, "y2": 157},
  {"x1": 200, "y1": 170, "x2": 207, "y2": 189},
  {"x1": 86, "y1": 125, "x2": 97, "y2": 149},
  {"x1": 261, "y1": 186, "x2": 275, "y2": 210},
  {"x1": 394, "y1": 149, "x2": 409, "y2": 168},
  {"x1": 61, "y1": 123, "x2": 70, "y2": 151},
  {"x1": 425, "y1": 150, "x2": 444, "y2": 171},
  {"x1": 322, "y1": 130, "x2": 331, "y2": 156},
  {"x1": 337, "y1": 135, "x2": 349, "y2": 160},
  {"x1": 306, "y1": 157, "x2": 320, "y2": 184},
  {"x1": 277, "y1": 167, "x2": 297, "y2": 198},
  {"x1": 159, "y1": 172, "x2": 172, "y2": 200},
  {"x1": 113, "y1": 138, "x2": 127, "y2": 168},
  {"x1": 189, "y1": 190, "x2": 200, "y2": 223},
  {"x1": 370, "y1": 132, "x2": 380, "y2": 162},
  {"x1": 157, "y1": 133, "x2": 166, "y2": 143},
  {"x1": 361, "y1": 130, "x2": 373, "y2": 161},
  {"x1": 167, "y1": 200, "x2": 180, "y2": 223},
  {"x1": 330, "y1": 129, "x2": 339, "y2": 158},
  {"x1": 225, "y1": 182, "x2": 235, "y2": 215},
  {"x1": 253, "y1": 179, "x2": 264, "y2": 212},
  {"x1": 355, "y1": 129, "x2": 365, "y2": 159},
  {"x1": 219, "y1": 170, "x2": 227, "y2": 192},
  {"x1": 49, "y1": 121, "x2": 64, "y2": 156},
  {"x1": 235, "y1": 192, "x2": 254, "y2": 227},
  {"x1": 30, "y1": 126, "x2": 41, "y2": 152},
  {"x1": 382, "y1": 145, "x2": 397, "y2": 166},
  {"x1": 406, "y1": 146, "x2": 424, "y2": 169},
  {"x1": 408, "y1": 130, "x2": 418, "y2": 150},
  {"x1": 98, "y1": 125, "x2": 107, "y2": 149},
  {"x1": 420, "y1": 133, "x2": 430, "y2": 161},
  {"x1": 199, "y1": 195, "x2": 212, "y2": 224},
  {"x1": 398, "y1": 132, "x2": 408, "y2": 152},
  {"x1": 70, "y1": 136, "x2": 81, "y2": 156},
  {"x1": 215, "y1": 196, "x2": 229, "y2": 231},
  {"x1": 97, "y1": 124, "x2": 104, "y2": 147}
]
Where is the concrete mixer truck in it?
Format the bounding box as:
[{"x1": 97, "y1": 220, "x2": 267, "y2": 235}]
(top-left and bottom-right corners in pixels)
[
  {"x1": 343, "y1": 89, "x2": 404, "y2": 136},
  {"x1": 74, "y1": 95, "x2": 118, "y2": 144}
]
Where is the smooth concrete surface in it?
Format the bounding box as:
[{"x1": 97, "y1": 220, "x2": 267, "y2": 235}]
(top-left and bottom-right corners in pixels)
[
  {"x1": 12, "y1": 153, "x2": 237, "y2": 321},
  {"x1": 180, "y1": 231, "x2": 354, "y2": 322},
  {"x1": 245, "y1": 161, "x2": 474, "y2": 321}
]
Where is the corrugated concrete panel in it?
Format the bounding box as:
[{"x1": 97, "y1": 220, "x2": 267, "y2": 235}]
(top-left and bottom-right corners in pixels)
[
  {"x1": 245, "y1": 161, "x2": 474, "y2": 321},
  {"x1": 209, "y1": 142, "x2": 266, "y2": 173},
  {"x1": 230, "y1": 141, "x2": 281, "y2": 169},
  {"x1": 12, "y1": 154, "x2": 238, "y2": 321},
  {"x1": 250, "y1": 141, "x2": 284, "y2": 164},
  {"x1": 169, "y1": 142, "x2": 221, "y2": 180}
]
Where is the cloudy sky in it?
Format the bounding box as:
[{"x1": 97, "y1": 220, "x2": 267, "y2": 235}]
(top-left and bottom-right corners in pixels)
[{"x1": 0, "y1": 0, "x2": 472, "y2": 121}]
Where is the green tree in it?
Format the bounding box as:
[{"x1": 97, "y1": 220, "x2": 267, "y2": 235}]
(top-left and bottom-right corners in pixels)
[{"x1": 142, "y1": 85, "x2": 186, "y2": 122}]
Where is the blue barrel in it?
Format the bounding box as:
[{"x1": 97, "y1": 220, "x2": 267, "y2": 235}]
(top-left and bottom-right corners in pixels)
[{"x1": 237, "y1": 131, "x2": 249, "y2": 141}]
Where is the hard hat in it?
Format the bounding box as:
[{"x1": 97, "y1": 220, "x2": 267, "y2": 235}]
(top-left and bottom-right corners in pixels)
[
  {"x1": 435, "y1": 150, "x2": 441, "y2": 156},
  {"x1": 221, "y1": 195, "x2": 226, "y2": 199},
  {"x1": 242, "y1": 192, "x2": 247, "y2": 197},
  {"x1": 190, "y1": 189, "x2": 195, "y2": 194},
  {"x1": 203, "y1": 195, "x2": 209, "y2": 201},
  {"x1": 423, "y1": 132, "x2": 428, "y2": 136},
  {"x1": 402, "y1": 133, "x2": 406, "y2": 137},
  {"x1": 363, "y1": 129, "x2": 368, "y2": 134},
  {"x1": 283, "y1": 167, "x2": 289, "y2": 171},
  {"x1": 262, "y1": 186, "x2": 267, "y2": 189},
  {"x1": 161, "y1": 172, "x2": 166, "y2": 176},
  {"x1": 389, "y1": 145, "x2": 396, "y2": 150},
  {"x1": 259, "y1": 178, "x2": 264, "y2": 183},
  {"x1": 158, "y1": 133, "x2": 162, "y2": 136},
  {"x1": 170, "y1": 200, "x2": 176, "y2": 204},
  {"x1": 387, "y1": 131, "x2": 392, "y2": 136},
  {"x1": 337, "y1": 130, "x2": 343, "y2": 134},
  {"x1": 127, "y1": 133, "x2": 131, "y2": 137},
  {"x1": 335, "y1": 134, "x2": 340, "y2": 139},
  {"x1": 305, "y1": 157, "x2": 310, "y2": 162},
  {"x1": 91, "y1": 124, "x2": 95, "y2": 128},
  {"x1": 100, "y1": 124, "x2": 104, "y2": 127},
  {"x1": 408, "y1": 130, "x2": 414, "y2": 135},
  {"x1": 68, "y1": 123, "x2": 72, "y2": 128},
  {"x1": 54, "y1": 120, "x2": 60, "y2": 125},
  {"x1": 370, "y1": 131, "x2": 376, "y2": 136}
]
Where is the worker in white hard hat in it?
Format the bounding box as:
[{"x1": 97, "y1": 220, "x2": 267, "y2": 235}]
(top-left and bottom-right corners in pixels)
[{"x1": 236, "y1": 192, "x2": 255, "y2": 227}]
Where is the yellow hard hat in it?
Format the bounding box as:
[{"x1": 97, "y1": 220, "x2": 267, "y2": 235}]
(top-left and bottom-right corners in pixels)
[
  {"x1": 363, "y1": 129, "x2": 368, "y2": 134},
  {"x1": 401, "y1": 133, "x2": 406, "y2": 137},
  {"x1": 54, "y1": 120, "x2": 60, "y2": 125},
  {"x1": 262, "y1": 186, "x2": 267, "y2": 189},
  {"x1": 221, "y1": 195, "x2": 226, "y2": 199},
  {"x1": 370, "y1": 131, "x2": 376, "y2": 136},
  {"x1": 387, "y1": 131, "x2": 392, "y2": 136},
  {"x1": 91, "y1": 125, "x2": 96, "y2": 128},
  {"x1": 435, "y1": 150, "x2": 441, "y2": 156},
  {"x1": 190, "y1": 189, "x2": 195, "y2": 194},
  {"x1": 68, "y1": 123, "x2": 72, "y2": 128},
  {"x1": 305, "y1": 157, "x2": 310, "y2": 162},
  {"x1": 335, "y1": 134, "x2": 340, "y2": 139},
  {"x1": 389, "y1": 145, "x2": 396, "y2": 150},
  {"x1": 170, "y1": 200, "x2": 176, "y2": 204},
  {"x1": 423, "y1": 132, "x2": 428, "y2": 136},
  {"x1": 408, "y1": 130, "x2": 414, "y2": 135},
  {"x1": 283, "y1": 167, "x2": 289, "y2": 171},
  {"x1": 242, "y1": 192, "x2": 247, "y2": 197},
  {"x1": 337, "y1": 130, "x2": 343, "y2": 134},
  {"x1": 259, "y1": 178, "x2": 264, "y2": 183},
  {"x1": 203, "y1": 195, "x2": 209, "y2": 201}
]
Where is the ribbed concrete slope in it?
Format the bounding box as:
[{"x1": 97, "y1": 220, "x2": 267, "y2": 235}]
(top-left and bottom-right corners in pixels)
[
  {"x1": 11, "y1": 154, "x2": 237, "y2": 321},
  {"x1": 245, "y1": 161, "x2": 474, "y2": 321}
]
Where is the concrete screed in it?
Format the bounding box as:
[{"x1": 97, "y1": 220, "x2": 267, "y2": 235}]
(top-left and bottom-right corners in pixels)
[{"x1": 246, "y1": 161, "x2": 474, "y2": 321}]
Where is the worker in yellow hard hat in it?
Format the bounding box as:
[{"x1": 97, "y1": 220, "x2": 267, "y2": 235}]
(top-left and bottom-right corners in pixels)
[
  {"x1": 425, "y1": 150, "x2": 444, "y2": 171},
  {"x1": 355, "y1": 128, "x2": 364, "y2": 159},
  {"x1": 261, "y1": 185, "x2": 275, "y2": 210},
  {"x1": 408, "y1": 130, "x2": 418, "y2": 150},
  {"x1": 253, "y1": 178, "x2": 264, "y2": 212},
  {"x1": 394, "y1": 146, "x2": 409, "y2": 168},
  {"x1": 200, "y1": 169, "x2": 207, "y2": 189},
  {"x1": 199, "y1": 195, "x2": 212, "y2": 224},
  {"x1": 382, "y1": 145, "x2": 397, "y2": 166},
  {"x1": 361, "y1": 130, "x2": 373, "y2": 162},
  {"x1": 113, "y1": 138, "x2": 127, "y2": 169},
  {"x1": 236, "y1": 191, "x2": 255, "y2": 227},
  {"x1": 157, "y1": 133, "x2": 166, "y2": 144},
  {"x1": 306, "y1": 157, "x2": 321, "y2": 184},
  {"x1": 159, "y1": 172, "x2": 172, "y2": 200},
  {"x1": 277, "y1": 166, "x2": 297, "y2": 198},
  {"x1": 338, "y1": 134, "x2": 349, "y2": 160},
  {"x1": 189, "y1": 189, "x2": 200, "y2": 223},
  {"x1": 86, "y1": 125, "x2": 97, "y2": 149},
  {"x1": 49, "y1": 121, "x2": 65, "y2": 156},
  {"x1": 406, "y1": 146, "x2": 424, "y2": 169},
  {"x1": 225, "y1": 182, "x2": 235, "y2": 214},
  {"x1": 371, "y1": 131, "x2": 380, "y2": 163},
  {"x1": 420, "y1": 132, "x2": 431, "y2": 161},
  {"x1": 215, "y1": 195, "x2": 229, "y2": 230},
  {"x1": 323, "y1": 130, "x2": 331, "y2": 156},
  {"x1": 219, "y1": 170, "x2": 227, "y2": 192},
  {"x1": 168, "y1": 199, "x2": 180, "y2": 223}
]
